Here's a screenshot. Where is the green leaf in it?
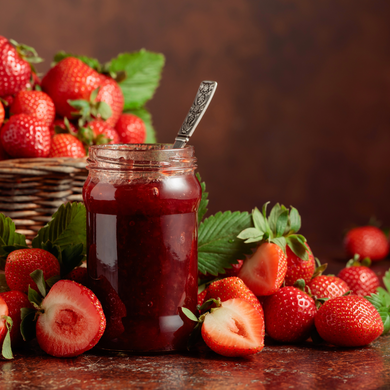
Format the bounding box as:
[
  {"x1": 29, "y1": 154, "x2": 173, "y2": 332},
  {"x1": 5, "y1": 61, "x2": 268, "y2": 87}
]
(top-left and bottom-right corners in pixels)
[
  {"x1": 196, "y1": 173, "x2": 209, "y2": 224},
  {"x1": 123, "y1": 107, "x2": 156, "y2": 143},
  {"x1": 109, "y1": 50, "x2": 165, "y2": 110},
  {"x1": 0, "y1": 213, "x2": 28, "y2": 269},
  {"x1": 286, "y1": 235, "x2": 309, "y2": 260},
  {"x1": 32, "y1": 202, "x2": 86, "y2": 256},
  {"x1": 237, "y1": 228, "x2": 263, "y2": 240},
  {"x1": 27, "y1": 286, "x2": 43, "y2": 308},
  {"x1": 181, "y1": 307, "x2": 198, "y2": 322},
  {"x1": 252, "y1": 207, "x2": 269, "y2": 235},
  {"x1": 383, "y1": 270, "x2": 390, "y2": 294},
  {"x1": 289, "y1": 207, "x2": 301, "y2": 233},
  {"x1": 275, "y1": 210, "x2": 289, "y2": 238},
  {"x1": 68, "y1": 99, "x2": 90, "y2": 110},
  {"x1": 30, "y1": 270, "x2": 46, "y2": 297},
  {"x1": 2, "y1": 316, "x2": 13, "y2": 359},
  {"x1": 378, "y1": 308, "x2": 390, "y2": 335},
  {"x1": 20, "y1": 308, "x2": 37, "y2": 342},
  {"x1": 52, "y1": 51, "x2": 102, "y2": 72},
  {"x1": 268, "y1": 203, "x2": 281, "y2": 233},
  {"x1": 60, "y1": 243, "x2": 85, "y2": 276},
  {"x1": 270, "y1": 236, "x2": 287, "y2": 254},
  {"x1": 96, "y1": 101, "x2": 112, "y2": 120},
  {"x1": 198, "y1": 211, "x2": 253, "y2": 276}
]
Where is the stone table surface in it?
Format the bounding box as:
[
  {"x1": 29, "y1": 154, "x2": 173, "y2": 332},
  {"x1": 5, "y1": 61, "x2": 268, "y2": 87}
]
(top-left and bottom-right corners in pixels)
[{"x1": 1, "y1": 257, "x2": 389, "y2": 390}]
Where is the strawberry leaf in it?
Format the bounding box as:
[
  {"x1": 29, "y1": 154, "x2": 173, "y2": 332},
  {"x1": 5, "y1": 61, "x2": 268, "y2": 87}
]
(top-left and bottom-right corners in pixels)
[
  {"x1": 275, "y1": 210, "x2": 289, "y2": 237},
  {"x1": 20, "y1": 308, "x2": 37, "y2": 342},
  {"x1": 60, "y1": 243, "x2": 85, "y2": 277},
  {"x1": 252, "y1": 207, "x2": 269, "y2": 235},
  {"x1": 124, "y1": 106, "x2": 156, "y2": 143},
  {"x1": 52, "y1": 51, "x2": 102, "y2": 72},
  {"x1": 270, "y1": 236, "x2": 287, "y2": 254},
  {"x1": 289, "y1": 207, "x2": 301, "y2": 233},
  {"x1": 286, "y1": 235, "x2": 309, "y2": 260},
  {"x1": 237, "y1": 228, "x2": 263, "y2": 243},
  {"x1": 30, "y1": 270, "x2": 47, "y2": 298},
  {"x1": 1, "y1": 316, "x2": 13, "y2": 359},
  {"x1": 28, "y1": 286, "x2": 43, "y2": 308},
  {"x1": 181, "y1": 307, "x2": 199, "y2": 322},
  {"x1": 32, "y1": 202, "x2": 86, "y2": 256},
  {"x1": 198, "y1": 211, "x2": 253, "y2": 276},
  {"x1": 268, "y1": 203, "x2": 283, "y2": 232},
  {"x1": 0, "y1": 214, "x2": 28, "y2": 269},
  {"x1": 109, "y1": 49, "x2": 165, "y2": 110},
  {"x1": 196, "y1": 173, "x2": 209, "y2": 224}
]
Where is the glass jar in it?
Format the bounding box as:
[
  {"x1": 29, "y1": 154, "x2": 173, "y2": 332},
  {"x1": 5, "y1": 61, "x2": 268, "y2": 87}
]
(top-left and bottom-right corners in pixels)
[{"x1": 82, "y1": 144, "x2": 201, "y2": 353}]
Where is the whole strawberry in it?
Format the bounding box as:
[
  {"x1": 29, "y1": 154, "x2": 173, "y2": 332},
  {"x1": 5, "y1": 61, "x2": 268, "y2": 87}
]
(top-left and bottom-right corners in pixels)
[
  {"x1": 88, "y1": 119, "x2": 120, "y2": 144},
  {"x1": 115, "y1": 113, "x2": 146, "y2": 144},
  {"x1": 96, "y1": 76, "x2": 124, "y2": 127},
  {"x1": 201, "y1": 298, "x2": 264, "y2": 357},
  {"x1": 344, "y1": 226, "x2": 389, "y2": 261},
  {"x1": 36, "y1": 280, "x2": 106, "y2": 357},
  {"x1": 0, "y1": 37, "x2": 33, "y2": 97},
  {"x1": 307, "y1": 275, "x2": 350, "y2": 299},
  {"x1": 204, "y1": 276, "x2": 264, "y2": 316},
  {"x1": 0, "y1": 291, "x2": 32, "y2": 347},
  {"x1": 41, "y1": 57, "x2": 102, "y2": 118},
  {"x1": 315, "y1": 295, "x2": 383, "y2": 347},
  {"x1": 5, "y1": 248, "x2": 61, "y2": 293},
  {"x1": 263, "y1": 286, "x2": 317, "y2": 343},
  {"x1": 338, "y1": 263, "x2": 380, "y2": 296},
  {"x1": 50, "y1": 117, "x2": 77, "y2": 138},
  {"x1": 49, "y1": 133, "x2": 86, "y2": 158},
  {"x1": 10, "y1": 90, "x2": 56, "y2": 127},
  {"x1": 0, "y1": 114, "x2": 51, "y2": 158},
  {"x1": 238, "y1": 242, "x2": 287, "y2": 296},
  {"x1": 284, "y1": 244, "x2": 316, "y2": 286}
]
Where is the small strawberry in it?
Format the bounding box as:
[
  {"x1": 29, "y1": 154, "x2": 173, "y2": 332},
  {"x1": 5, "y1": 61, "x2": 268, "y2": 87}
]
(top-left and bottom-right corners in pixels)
[
  {"x1": 337, "y1": 256, "x2": 380, "y2": 296},
  {"x1": 88, "y1": 119, "x2": 120, "y2": 144},
  {"x1": 201, "y1": 298, "x2": 264, "y2": 357},
  {"x1": 96, "y1": 76, "x2": 124, "y2": 127},
  {"x1": 50, "y1": 117, "x2": 77, "y2": 138},
  {"x1": 5, "y1": 248, "x2": 61, "y2": 294},
  {"x1": 0, "y1": 114, "x2": 51, "y2": 158},
  {"x1": 0, "y1": 100, "x2": 4, "y2": 126},
  {"x1": 314, "y1": 295, "x2": 383, "y2": 347},
  {"x1": 204, "y1": 276, "x2": 263, "y2": 315},
  {"x1": 307, "y1": 275, "x2": 350, "y2": 299},
  {"x1": 197, "y1": 288, "x2": 207, "y2": 308},
  {"x1": 10, "y1": 90, "x2": 56, "y2": 127},
  {"x1": 35, "y1": 280, "x2": 106, "y2": 357},
  {"x1": 0, "y1": 37, "x2": 41, "y2": 97},
  {"x1": 284, "y1": 244, "x2": 316, "y2": 286},
  {"x1": 238, "y1": 242, "x2": 287, "y2": 296},
  {"x1": 263, "y1": 286, "x2": 317, "y2": 343},
  {"x1": 115, "y1": 113, "x2": 146, "y2": 144},
  {"x1": 0, "y1": 291, "x2": 32, "y2": 347},
  {"x1": 49, "y1": 133, "x2": 86, "y2": 158},
  {"x1": 41, "y1": 57, "x2": 102, "y2": 118},
  {"x1": 344, "y1": 226, "x2": 389, "y2": 261}
]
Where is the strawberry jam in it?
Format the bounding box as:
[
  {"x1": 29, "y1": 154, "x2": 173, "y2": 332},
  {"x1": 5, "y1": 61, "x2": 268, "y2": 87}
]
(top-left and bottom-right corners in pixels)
[{"x1": 83, "y1": 144, "x2": 201, "y2": 353}]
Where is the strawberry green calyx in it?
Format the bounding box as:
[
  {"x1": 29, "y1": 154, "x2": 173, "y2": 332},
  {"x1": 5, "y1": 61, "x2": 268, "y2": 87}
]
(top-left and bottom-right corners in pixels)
[
  {"x1": 1, "y1": 316, "x2": 13, "y2": 359},
  {"x1": 365, "y1": 269, "x2": 390, "y2": 335},
  {"x1": 237, "y1": 202, "x2": 309, "y2": 260},
  {"x1": 346, "y1": 253, "x2": 371, "y2": 268},
  {"x1": 9, "y1": 39, "x2": 43, "y2": 66}
]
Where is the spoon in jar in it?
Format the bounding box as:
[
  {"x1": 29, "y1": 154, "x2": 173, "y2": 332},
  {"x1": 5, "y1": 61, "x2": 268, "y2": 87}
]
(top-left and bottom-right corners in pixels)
[{"x1": 173, "y1": 80, "x2": 217, "y2": 148}]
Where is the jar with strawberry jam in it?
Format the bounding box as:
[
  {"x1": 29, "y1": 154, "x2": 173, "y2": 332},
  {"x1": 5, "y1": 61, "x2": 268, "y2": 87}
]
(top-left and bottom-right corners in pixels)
[{"x1": 83, "y1": 144, "x2": 201, "y2": 353}]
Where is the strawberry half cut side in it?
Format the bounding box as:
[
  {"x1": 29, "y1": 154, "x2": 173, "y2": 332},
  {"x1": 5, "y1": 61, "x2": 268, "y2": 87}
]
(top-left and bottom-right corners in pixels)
[
  {"x1": 36, "y1": 280, "x2": 106, "y2": 357},
  {"x1": 201, "y1": 298, "x2": 264, "y2": 357}
]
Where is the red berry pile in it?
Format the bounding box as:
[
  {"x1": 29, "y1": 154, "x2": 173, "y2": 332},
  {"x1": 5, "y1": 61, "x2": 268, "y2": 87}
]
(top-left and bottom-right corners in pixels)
[{"x1": 0, "y1": 36, "x2": 148, "y2": 160}]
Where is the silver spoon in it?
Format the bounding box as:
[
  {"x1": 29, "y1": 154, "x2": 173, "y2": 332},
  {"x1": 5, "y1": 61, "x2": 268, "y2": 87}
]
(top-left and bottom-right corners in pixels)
[{"x1": 173, "y1": 80, "x2": 217, "y2": 148}]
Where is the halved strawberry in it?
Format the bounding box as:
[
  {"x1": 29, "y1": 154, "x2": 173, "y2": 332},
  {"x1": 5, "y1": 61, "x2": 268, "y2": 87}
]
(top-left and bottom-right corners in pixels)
[
  {"x1": 0, "y1": 296, "x2": 9, "y2": 344},
  {"x1": 35, "y1": 280, "x2": 106, "y2": 357},
  {"x1": 238, "y1": 242, "x2": 287, "y2": 296},
  {"x1": 201, "y1": 298, "x2": 264, "y2": 357}
]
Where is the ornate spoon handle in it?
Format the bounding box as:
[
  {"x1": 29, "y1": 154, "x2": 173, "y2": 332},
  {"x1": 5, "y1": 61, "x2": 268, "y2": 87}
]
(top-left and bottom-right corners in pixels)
[{"x1": 173, "y1": 80, "x2": 217, "y2": 148}]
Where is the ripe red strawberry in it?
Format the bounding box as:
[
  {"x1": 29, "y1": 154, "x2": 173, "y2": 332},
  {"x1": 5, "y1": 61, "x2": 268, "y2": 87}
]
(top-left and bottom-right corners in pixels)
[
  {"x1": 198, "y1": 289, "x2": 207, "y2": 308},
  {"x1": 41, "y1": 57, "x2": 102, "y2": 118},
  {"x1": 201, "y1": 298, "x2": 264, "y2": 357},
  {"x1": 0, "y1": 291, "x2": 32, "y2": 347},
  {"x1": 96, "y1": 76, "x2": 124, "y2": 127},
  {"x1": 115, "y1": 113, "x2": 146, "y2": 144},
  {"x1": 0, "y1": 100, "x2": 4, "y2": 126},
  {"x1": 238, "y1": 242, "x2": 287, "y2": 296},
  {"x1": 307, "y1": 275, "x2": 350, "y2": 299},
  {"x1": 344, "y1": 226, "x2": 389, "y2": 261},
  {"x1": 35, "y1": 280, "x2": 106, "y2": 357},
  {"x1": 338, "y1": 265, "x2": 380, "y2": 296},
  {"x1": 284, "y1": 244, "x2": 316, "y2": 286},
  {"x1": 49, "y1": 133, "x2": 86, "y2": 158},
  {"x1": 50, "y1": 117, "x2": 77, "y2": 138},
  {"x1": 204, "y1": 276, "x2": 263, "y2": 316},
  {"x1": 88, "y1": 119, "x2": 120, "y2": 144},
  {"x1": 0, "y1": 36, "x2": 32, "y2": 97},
  {"x1": 314, "y1": 295, "x2": 383, "y2": 347},
  {"x1": 10, "y1": 90, "x2": 56, "y2": 127},
  {"x1": 263, "y1": 286, "x2": 317, "y2": 343},
  {"x1": 0, "y1": 296, "x2": 9, "y2": 345},
  {"x1": 0, "y1": 114, "x2": 51, "y2": 158},
  {"x1": 5, "y1": 248, "x2": 61, "y2": 294},
  {"x1": 66, "y1": 267, "x2": 88, "y2": 285}
]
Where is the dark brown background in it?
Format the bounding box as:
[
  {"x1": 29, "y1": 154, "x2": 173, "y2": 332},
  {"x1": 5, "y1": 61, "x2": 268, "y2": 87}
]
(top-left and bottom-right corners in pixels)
[{"x1": 1, "y1": 0, "x2": 390, "y2": 259}]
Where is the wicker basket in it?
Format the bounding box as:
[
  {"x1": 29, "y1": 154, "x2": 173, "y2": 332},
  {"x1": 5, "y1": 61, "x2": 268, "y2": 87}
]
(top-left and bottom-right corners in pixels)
[{"x1": 0, "y1": 157, "x2": 88, "y2": 243}]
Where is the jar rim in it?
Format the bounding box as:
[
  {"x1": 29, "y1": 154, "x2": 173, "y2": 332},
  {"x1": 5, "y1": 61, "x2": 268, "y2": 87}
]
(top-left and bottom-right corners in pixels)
[{"x1": 88, "y1": 143, "x2": 193, "y2": 152}]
